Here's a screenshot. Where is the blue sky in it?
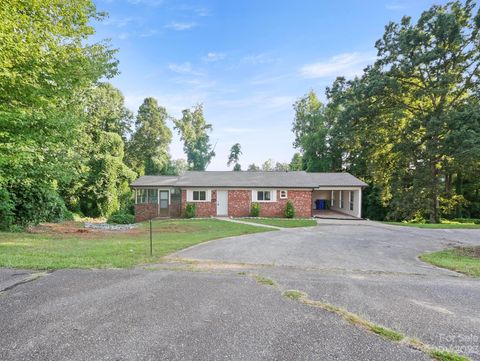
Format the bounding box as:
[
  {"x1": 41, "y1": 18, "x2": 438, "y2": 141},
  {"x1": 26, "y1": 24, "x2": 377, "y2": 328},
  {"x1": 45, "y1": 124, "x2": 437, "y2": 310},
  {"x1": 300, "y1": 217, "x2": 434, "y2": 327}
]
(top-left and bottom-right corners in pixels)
[{"x1": 93, "y1": 0, "x2": 448, "y2": 170}]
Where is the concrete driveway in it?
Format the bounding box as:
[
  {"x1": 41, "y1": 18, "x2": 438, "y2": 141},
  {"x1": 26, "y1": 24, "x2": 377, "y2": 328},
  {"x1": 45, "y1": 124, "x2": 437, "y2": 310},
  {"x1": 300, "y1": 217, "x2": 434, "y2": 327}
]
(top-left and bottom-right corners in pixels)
[{"x1": 1, "y1": 220, "x2": 479, "y2": 360}]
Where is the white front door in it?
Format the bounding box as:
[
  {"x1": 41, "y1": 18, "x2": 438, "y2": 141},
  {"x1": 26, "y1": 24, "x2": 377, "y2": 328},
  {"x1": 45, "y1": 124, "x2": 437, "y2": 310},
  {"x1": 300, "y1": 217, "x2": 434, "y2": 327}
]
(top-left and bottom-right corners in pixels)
[{"x1": 217, "y1": 190, "x2": 228, "y2": 216}]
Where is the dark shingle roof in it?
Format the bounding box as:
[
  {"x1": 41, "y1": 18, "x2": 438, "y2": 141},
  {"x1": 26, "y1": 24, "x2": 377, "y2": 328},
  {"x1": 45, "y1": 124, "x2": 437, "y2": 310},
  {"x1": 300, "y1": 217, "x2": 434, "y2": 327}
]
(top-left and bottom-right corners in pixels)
[
  {"x1": 130, "y1": 171, "x2": 367, "y2": 188},
  {"x1": 129, "y1": 175, "x2": 180, "y2": 187}
]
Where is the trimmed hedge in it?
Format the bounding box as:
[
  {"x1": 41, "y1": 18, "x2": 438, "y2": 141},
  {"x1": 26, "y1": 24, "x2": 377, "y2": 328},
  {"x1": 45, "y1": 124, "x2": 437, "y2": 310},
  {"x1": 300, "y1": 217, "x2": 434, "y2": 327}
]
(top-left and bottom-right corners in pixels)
[
  {"x1": 185, "y1": 203, "x2": 196, "y2": 218},
  {"x1": 284, "y1": 200, "x2": 295, "y2": 218},
  {"x1": 250, "y1": 202, "x2": 260, "y2": 217},
  {"x1": 107, "y1": 213, "x2": 135, "y2": 224}
]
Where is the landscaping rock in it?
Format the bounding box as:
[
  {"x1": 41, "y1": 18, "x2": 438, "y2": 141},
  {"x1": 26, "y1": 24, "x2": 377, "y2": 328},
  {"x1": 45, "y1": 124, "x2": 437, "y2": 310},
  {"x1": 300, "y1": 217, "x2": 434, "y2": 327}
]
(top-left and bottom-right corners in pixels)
[{"x1": 84, "y1": 222, "x2": 136, "y2": 231}]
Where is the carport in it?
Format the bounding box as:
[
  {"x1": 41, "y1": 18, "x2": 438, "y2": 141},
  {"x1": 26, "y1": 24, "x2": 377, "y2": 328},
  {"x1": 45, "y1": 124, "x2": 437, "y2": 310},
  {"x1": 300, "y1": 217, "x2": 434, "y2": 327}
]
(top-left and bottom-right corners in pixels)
[{"x1": 312, "y1": 187, "x2": 363, "y2": 219}]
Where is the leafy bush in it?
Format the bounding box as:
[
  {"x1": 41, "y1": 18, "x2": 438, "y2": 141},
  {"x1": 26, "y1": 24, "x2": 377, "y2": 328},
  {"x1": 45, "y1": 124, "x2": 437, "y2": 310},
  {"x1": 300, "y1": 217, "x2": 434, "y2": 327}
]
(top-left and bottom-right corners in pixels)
[
  {"x1": 107, "y1": 213, "x2": 135, "y2": 224},
  {"x1": 250, "y1": 202, "x2": 260, "y2": 217},
  {"x1": 0, "y1": 188, "x2": 15, "y2": 231},
  {"x1": 284, "y1": 200, "x2": 295, "y2": 218},
  {"x1": 452, "y1": 218, "x2": 480, "y2": 224},
  {"x1": 9, "y1": 183, "x2": 72, "y2": 227},
  {"x1": 185, "y1": 203, "x2": 196, "y2": 218}
]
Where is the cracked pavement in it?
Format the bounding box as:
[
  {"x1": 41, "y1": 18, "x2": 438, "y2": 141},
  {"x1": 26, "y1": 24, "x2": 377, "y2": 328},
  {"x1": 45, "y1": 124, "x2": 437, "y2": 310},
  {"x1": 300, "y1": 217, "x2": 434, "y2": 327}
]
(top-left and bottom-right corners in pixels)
[{"x1": 1, "y1": 220, "x2": 479, "y2": 360}]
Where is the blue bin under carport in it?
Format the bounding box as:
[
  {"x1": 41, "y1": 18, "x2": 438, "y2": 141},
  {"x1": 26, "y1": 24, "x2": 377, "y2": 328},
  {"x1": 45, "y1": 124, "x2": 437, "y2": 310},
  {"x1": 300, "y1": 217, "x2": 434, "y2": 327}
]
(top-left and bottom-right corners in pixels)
[
  {"x1": 315, "y1": 199, "x2": 328, "y2": 210},
  {"x1": 315, "y1": 199, "x2": 329, "y2": 210}
]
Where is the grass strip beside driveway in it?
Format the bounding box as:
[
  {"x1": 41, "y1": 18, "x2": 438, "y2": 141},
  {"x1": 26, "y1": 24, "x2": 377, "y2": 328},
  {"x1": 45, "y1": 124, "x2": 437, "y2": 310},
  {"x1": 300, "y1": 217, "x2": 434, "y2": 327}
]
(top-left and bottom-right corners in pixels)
[
  {"x1": 384, "y1": 222, "x2": 480, "y2": 229},
  {"x1": 280, "y1": 290, "x2": 470, "y2": 361},
  {"x1": 0, "y1": 219, "x2": 271, "y2": 270},
  {"x1": 235, "y1": 218, "x2": 317, "y2": 228},
  {"x1": 420, "y1": 247, "x2": 480, "y2": 277}
]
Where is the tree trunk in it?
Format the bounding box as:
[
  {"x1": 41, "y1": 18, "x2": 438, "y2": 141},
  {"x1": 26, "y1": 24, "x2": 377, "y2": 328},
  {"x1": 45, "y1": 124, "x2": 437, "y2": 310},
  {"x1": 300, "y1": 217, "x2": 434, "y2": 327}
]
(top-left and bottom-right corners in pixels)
[
  {"x1": 429, "y1": 162, "x2": 440, "y2": 223},
  {"x1": 455, "y1": 172, "x2": 463, "y2": 218}
]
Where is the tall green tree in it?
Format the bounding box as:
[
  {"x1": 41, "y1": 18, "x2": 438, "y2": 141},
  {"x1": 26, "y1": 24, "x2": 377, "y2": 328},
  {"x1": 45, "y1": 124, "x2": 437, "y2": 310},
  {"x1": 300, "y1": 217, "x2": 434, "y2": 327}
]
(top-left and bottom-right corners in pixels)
[
  {"x1": 83, "y1": 83, "x2": 133, "y2": 141},
  {"x1": 163, "y1": 159, "x2": 189, "y2": 176},
  {"x1": 62, "y1": 83, "x2": 135, "y2": 217},
  {"x1": 322, "y1": 0, "x2": 480, "y2": 222},
  {"x1": 247, "y1": 163, "x2": 260, "y2": 171},
  {"x1": 289, "y1": 153, "x2": 304, "y2": 171},
  {"x1": 0, "y1": 0, "x2": 117, "y2": 227},
  {"x1": 292, "y1": 91, "x2": 333, "y2": 172},
  {"x1": 274, "y1": 162, "x2": 290, "y2": 171},
  {"x1": 127, "y1": 98, "x2": 172, "y2": 175},
  {"x1": 228, "y1": 143, "x2": 242, "y2": 170},
  {"x1": 373, "y1": 0, "x2": 480, "y2": 222},
  {"x1": 174, "y1": 104, "x2": 215, "y2": 170},
  {"x1": 261, "y1": 159, "x2": 274, "y2": 171}
]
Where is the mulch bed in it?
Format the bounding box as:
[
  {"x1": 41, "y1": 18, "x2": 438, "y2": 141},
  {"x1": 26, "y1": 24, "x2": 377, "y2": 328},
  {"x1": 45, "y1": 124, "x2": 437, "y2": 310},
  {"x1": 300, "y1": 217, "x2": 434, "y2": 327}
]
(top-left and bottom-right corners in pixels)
[{"x1": 454, "y1": 246, "x2": 480, "y2": 258}]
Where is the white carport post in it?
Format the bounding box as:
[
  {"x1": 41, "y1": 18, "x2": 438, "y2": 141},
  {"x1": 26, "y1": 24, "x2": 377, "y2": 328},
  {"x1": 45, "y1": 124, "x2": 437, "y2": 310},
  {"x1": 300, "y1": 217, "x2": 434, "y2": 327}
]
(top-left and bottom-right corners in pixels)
[{"x1": 357, "y1": 188, "x2": 362, "y2": 218}]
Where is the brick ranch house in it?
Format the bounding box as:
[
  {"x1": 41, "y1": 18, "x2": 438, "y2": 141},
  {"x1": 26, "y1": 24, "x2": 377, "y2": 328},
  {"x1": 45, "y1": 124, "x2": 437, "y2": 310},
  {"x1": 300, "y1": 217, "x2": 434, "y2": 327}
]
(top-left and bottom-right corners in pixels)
[{"x1": 130, "y1": 171, "x2": 367, "y2": 222}]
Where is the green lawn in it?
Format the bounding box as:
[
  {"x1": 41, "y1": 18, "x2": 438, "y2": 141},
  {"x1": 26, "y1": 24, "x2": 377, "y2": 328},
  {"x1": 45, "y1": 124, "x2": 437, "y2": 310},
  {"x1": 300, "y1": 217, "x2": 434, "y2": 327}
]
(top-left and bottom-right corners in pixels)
[
  {"x1": 0, "y1": 219, "x2": 271, "y2": 270},
  {"x1": 420, "y1": 247, "x2": 480, "y2": 277},
  {"x1": 236, "y1": 218, "x2": 317, "y2": 228},
  {"x1": 384, "y1": 222, "x2": 480, "y2": 229}
]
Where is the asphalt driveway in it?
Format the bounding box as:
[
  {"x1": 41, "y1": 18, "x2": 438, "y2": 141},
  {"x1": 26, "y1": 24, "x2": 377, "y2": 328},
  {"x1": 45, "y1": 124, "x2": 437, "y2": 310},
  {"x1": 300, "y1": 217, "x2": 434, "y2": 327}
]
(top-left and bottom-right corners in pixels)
[
  {"x1": 174, "y1": 219, "x2": 480, "y2": 275},
  {"x1": 173, "y1": 220, "x2": 480, "y2": 359},
  {"x1": 0, "y1": 268, "x2": 429, "y2": 361},
  {"x1": 1, "y1": 220, "x2": 479, "y2": 360}
]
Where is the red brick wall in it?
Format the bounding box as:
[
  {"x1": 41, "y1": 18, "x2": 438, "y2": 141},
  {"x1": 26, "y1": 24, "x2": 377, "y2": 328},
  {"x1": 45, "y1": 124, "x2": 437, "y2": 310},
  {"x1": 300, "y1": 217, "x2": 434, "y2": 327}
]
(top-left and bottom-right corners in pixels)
[
  {"x1": 226, "y1": 189, "x2": 312, "y2": 218},
  {"x1": 289, "y1": 190, "x2": 313, "y2": 218},
  {"x1": 134, "y1": 204, "x2": 158, "y2": 222},
  {"x1": 228, "y1": 190, "x2": 252, "y2": 217},
  {"x1": 255, "y1": 190, "x2": 312, "y2": 218},
  {"x1": 181, "y1": 190, "x2": 216, "y2": 217},
  {"x1": 136, "y1": 189, "x2": 313, "y2": 219},
  {"x1": 169, "y1": 202, "x2": 182, "y2": 218}
]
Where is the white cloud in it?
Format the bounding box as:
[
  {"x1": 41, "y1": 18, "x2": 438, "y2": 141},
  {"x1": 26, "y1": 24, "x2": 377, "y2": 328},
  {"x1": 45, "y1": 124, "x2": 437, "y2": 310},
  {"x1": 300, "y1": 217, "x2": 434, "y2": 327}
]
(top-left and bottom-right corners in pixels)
[
  {"x1": 168, "y1": 62, "x2": 205, "y2": 76},
  {"x1": 165, "y1": 22, "x2": 197, "y2": 31},
  {"x1": 196, "y1": 7, "x2": 210, "y2": 17},
  {"x1": 202, "y1": 52, "x2": 226, "y2": 62},
  {"x1": 299, "y1": 52, "x2": 375, "y2": 79},
  {"x1": 168, "y1": 62, "x2": 193, "y2": 74},
  {"x1": 174, "y1": 4, "x2": 210, "y2": 17},
  {"x1": 103, "y1": 16, "x2": 139, "y2": 28}
]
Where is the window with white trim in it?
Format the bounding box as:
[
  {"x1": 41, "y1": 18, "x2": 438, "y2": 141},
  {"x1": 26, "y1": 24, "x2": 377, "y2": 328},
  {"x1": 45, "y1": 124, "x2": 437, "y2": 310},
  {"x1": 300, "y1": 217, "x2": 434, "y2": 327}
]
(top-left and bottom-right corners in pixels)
[
  {"x1": 349, "y1": 191, "x2": 354, "y2": 211},
  {"x1": 279, "y1": 190, "x2": 288, "y2": 199},
  {"x1": 187, "y1": 189, "x2": 211, "y2": 202},
  {"x1": 252, "y1": 189, "x2": 276, "y2": 202},
  {"x1": 193, "y1": 190, "x2": 207, "y2": 201},
  {"x1": 257, "y1": 190, "x2": 271, "y2": 201}
]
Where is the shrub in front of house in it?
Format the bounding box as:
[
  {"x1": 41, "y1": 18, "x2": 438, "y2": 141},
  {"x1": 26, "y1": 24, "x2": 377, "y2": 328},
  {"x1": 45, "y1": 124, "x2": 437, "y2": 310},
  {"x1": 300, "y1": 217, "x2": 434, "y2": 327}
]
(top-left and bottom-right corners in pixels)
[
  {"x1": 185, "y1": 203, "x2": 196, "y2": 218},
  {"x1": 250, "y1": 202, "x2": 260, "y2": 217},
  {"x1": 284, "y1": 201, "x2": 295, "y2": 218},
  {"x1": 107, "y1": 213, "x2": 135, "y2": 224}
]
